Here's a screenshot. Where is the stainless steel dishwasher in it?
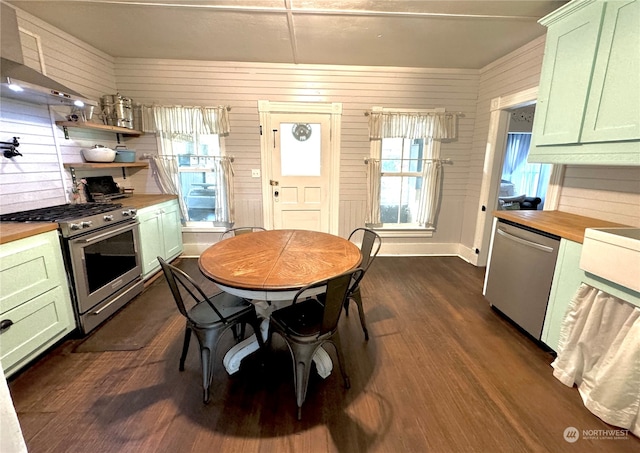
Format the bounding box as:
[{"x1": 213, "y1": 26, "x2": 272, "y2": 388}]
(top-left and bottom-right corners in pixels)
[{"x1": 483, "y1": 219, "x2": 560, "y2": 340}]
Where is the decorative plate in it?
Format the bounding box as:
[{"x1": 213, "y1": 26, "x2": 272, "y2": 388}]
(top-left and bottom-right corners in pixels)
[{"x1": 291, "y1": 123, "x2": 312, "y2": 142}]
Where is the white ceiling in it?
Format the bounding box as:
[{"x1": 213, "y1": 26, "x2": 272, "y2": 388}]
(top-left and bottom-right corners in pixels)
[{"x1": 7, "y1": 0, "x2": 568, "y2": 69}]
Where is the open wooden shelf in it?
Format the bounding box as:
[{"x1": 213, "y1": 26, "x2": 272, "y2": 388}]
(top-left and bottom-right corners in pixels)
[
  {"x1": 56, "y1": 121, "x2": 143, "y2": 137},
  {"x1": 63, "y1": 162, "x2": 148, "y2": 170},
  {"x1": 63, "y1": 162, "x2": 148, "y2": 181}
]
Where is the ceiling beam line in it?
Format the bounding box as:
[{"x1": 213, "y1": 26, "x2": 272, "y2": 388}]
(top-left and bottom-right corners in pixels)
[
  {"x1": 75, "y1": 1, "x2": 542, "y2": 21},
  {"x1": 284, "y1": 0, "x2": 299, "y2": 64}
]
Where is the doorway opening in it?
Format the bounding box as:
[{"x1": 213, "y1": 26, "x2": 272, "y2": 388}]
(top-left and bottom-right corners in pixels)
[
  {"x1": 258, "y1": 101, "x2": 343, "y2": 234},
  {"x1": 497, "y1": 105, "x2": 552, "y2": 211},
  {"x1": 472, "y1": 87, "x2": 563, "y2": 267}
]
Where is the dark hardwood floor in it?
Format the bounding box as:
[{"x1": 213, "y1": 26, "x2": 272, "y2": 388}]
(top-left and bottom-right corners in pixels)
[{"x1": 8, "y1": 257, "x2": 640, "y2": 453}]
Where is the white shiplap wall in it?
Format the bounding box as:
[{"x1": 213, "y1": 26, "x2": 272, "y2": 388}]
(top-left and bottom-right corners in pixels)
[
  {"x1": 558, "y1": 166, "x2": 640, "y2": 227},
  {"x1": 461, "y1": 36, "x2": 546, "y2": 256},
  {"x1": 3, "y1": 4, "x2": 637, "y2": 252},
  {"x1": 0, "y1": 5, "x2": 118, "y2": 214},
  {"x1": 115, "y1": 59, "x2": 479, "y2": 248}
]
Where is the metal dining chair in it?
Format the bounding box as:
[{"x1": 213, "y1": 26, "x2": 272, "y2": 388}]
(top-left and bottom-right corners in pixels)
[
  {"x1": 268, "y1": 267, "x2": 364, "y2": 420},
  {"x1": 345, "y1": 227, "x2": 381, "y2": 340},
  {"x1": 158, "y1": 257, "x2": 264, "y2": 403},
  {"x1": 220, "y1": 226, "x2": 266, "y2": 240}
]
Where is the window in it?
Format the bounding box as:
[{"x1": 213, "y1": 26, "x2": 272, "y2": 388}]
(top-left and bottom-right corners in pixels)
[
  {"x1": 174, "y1": 134, "x2": 221, "y2": 223},
  {"x1": 144, "y1": 104, "x2": 233, "y2": 228},
  {"x1": 380, "y1": 138, "x2": 423, "y2": 224},
  {"x1": 366, "y1": 107, "x2": 457, "y2": 231}
]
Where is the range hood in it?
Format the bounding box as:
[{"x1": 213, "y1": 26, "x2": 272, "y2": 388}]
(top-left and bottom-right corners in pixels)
[{"x1": 0, "y1": 4, "x2": 97, "y2": 107}]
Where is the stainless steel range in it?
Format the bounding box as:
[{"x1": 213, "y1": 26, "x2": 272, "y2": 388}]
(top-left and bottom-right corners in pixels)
[{"x1": 0, "y1": 203, "x2": 144, "y2": 334}]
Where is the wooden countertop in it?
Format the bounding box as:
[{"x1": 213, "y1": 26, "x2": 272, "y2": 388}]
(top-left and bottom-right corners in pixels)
[
  {"x1": 0, "y1": 194, "x2": 178, "y2": 244},
  {"x1": 493, "y1": 210, "x2": 630, "y2": 243},
  {"x1": 121, "y1": 194, "x2": 178, "y2": 210},
  {"x1": 0, "y1": 223, "x2": 59, "y2": 244}
]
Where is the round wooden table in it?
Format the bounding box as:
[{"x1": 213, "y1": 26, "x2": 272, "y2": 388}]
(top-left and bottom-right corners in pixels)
[
  {"x1": 198, "y1": 229, "x2": 362, "y2": 375},
  {"x1": 199, "y1": 229, "x2": 362, "y2": 301}
]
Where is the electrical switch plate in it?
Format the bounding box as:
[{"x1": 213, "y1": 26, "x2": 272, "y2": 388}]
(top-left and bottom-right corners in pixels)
[{"x1": 251, "y1": 169, "x2": 261, "y2": 178}]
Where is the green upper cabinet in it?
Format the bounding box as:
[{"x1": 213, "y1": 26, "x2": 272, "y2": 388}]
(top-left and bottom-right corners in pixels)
[
  {"x1": 529, "y1": 0, "x2": 640, "y2": 165},
  {"x1": 533, "y1": 0, "x2": 604, "y2": 146},
  {"x1": 582, "y1": 0, "x2": 640, "y2": 143}
]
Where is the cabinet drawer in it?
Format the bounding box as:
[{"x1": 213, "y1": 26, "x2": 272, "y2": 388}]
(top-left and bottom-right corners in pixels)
[
  {"x1": 0, "y1": 286, "x2": 75, "y2": 376},
  {"x1": 0, "y1": 231, "x2": 66, "y2": 314}
]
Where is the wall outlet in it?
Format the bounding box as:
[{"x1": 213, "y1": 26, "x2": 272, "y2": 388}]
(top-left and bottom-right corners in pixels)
[{"x1": 251, "y1": 169, "x2": 261, "y2": 178}]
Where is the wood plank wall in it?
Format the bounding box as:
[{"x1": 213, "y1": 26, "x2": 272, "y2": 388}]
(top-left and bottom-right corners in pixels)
[
  {"x1": 0, "y1": 7, "x2": 118, "y2": 214},
  {"x1": 114, "y1": 59, "x2": 479, "y2": 246},
  {"x1": 2, "y1": 4, "x2": 638, "y2": 245},
  {"x1": 559, "y1": 166, "x2": 640, "y2": 227},
  {"x1": 461, "y1": 36, "x2": 546, "y2": 252}
]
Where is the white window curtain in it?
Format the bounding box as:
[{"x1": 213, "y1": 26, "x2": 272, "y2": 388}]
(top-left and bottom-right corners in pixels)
[
  {"x1": 140, "y1": 105, "x2": 232, "y2": 224},
  {"x1": 416, "y1": 148, "x2": 443, "y2": 228},
  {"x1": 149, "y1": 154, "x2": 185, "y2": 217},
  {"x1": 212, "y1": 157, "x2": 235, "y2": 224},
  {"x1": 365, "y1": 158, "x2": 382, "y2": 226},
  {"x1": 368, "y1": 111, "x2": 458, "y2": 141},
  {"x1": 367, "y1": 110, "x2": 458, "y2": 227}
]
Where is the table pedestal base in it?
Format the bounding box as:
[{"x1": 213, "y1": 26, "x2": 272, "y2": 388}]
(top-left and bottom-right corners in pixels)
[{"x1": 222, "y1": 320, "x2": 333, "y2": 377}]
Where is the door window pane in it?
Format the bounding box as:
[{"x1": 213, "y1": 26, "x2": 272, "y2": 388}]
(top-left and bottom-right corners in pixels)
[{"x1": 280, "y1": 122, "x2": 321, "y2": 176}]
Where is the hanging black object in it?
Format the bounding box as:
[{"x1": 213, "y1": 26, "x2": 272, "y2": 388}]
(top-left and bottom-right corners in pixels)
[{"x1": 1, "y1": 136, "x2": 21, "y2": 158}]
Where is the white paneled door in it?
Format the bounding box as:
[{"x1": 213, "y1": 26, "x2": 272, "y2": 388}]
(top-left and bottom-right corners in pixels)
[{"x1": 269, "y1": 114, "x2": 331, "y2": 231}]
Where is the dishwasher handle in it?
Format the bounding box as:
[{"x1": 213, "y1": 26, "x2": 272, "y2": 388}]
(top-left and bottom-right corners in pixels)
[{"x1": 496, "y1": 227, "x2": 555, "y2": 253}]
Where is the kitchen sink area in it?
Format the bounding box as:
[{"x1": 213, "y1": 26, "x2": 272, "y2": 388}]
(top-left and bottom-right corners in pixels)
[{"x1": 581, "y1": 227, "x2": 640, "y2": 305}]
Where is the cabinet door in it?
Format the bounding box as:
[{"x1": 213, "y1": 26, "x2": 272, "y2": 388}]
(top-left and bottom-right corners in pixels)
[
  {"x1": 581, "y1": 0, "x2": 640, "y2": 143},
  {"x1": 162, "y1": 200, "x2": 184, "y2": 261},
  {"x1": 138, "y1": 209, "x2": 164, "y2": 277},
  {"x1": 541, "y1": 239, "x2": 584, "y2": 352},
  {"x1": 0, "y1": 231, "x2": 66, "y2": 313},
  {"x1": 0, "y1": 286, "x2": 74, "y2": 377},
  {"x1": 532, "y1": 1, "x2": 605, "y2": 146}
]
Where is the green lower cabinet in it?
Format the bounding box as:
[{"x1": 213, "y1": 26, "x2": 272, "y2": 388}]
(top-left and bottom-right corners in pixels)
[
  {"x1": 541, "y1": 239, "x2": 584, "y2": 352},
  {"x1": 138, "y1": 199, "x2": 184, "y2": 279},
  {"x1": 0, "y1": 231, "x2": 75, "y2": 377}
]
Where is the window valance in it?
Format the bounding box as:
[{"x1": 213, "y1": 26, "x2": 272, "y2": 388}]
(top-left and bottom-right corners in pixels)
[
  {"x1": 140, "y1": 105, "x2": 231, "y2": 138},
  {"x1": 367, "y1": 109, "x2": 459, "y2": 140}
]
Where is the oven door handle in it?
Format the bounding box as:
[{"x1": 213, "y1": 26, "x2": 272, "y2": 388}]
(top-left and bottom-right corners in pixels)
[{"x1": 78, "y1": 223, "x2": 136, "y2": 243}]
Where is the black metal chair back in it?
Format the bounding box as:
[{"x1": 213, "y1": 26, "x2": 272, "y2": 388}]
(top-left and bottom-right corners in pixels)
[
  {"x1": 158, "y1": 257, "x2": 264, "y2": 403},
  {"x1": 220, "y1": 226, "x2": 266, "y2": 240},
  {"x1": 344, "y1": 228, "x2": 381, "y2": 340},
  {"x1": 268, "y1": 267, "x2": 364, "y2": 419},
  {"x1": 159, "y1": 258, "x2": 226, "y2": 323}
]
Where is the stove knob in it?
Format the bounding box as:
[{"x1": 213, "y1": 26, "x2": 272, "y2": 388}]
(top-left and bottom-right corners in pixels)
[
  {"x1": 122, "y1": 209, "x2": 137, "y2": 217},
  {"x1": 103, "y1": 215, "x2": 114, "y2": 221},
  {"x1": 70, "y1": 223, "x2": 82, "y2": 230},
  {"x1": 81, "y1": 221, "x2": 92, "y2": 229}
]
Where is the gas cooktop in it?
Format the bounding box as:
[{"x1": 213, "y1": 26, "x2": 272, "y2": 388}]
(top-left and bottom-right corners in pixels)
[{"x1": 0, "y1": 203, "x2": 122, "y2": 222}]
